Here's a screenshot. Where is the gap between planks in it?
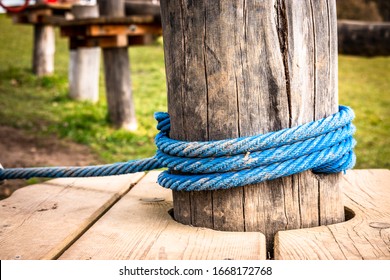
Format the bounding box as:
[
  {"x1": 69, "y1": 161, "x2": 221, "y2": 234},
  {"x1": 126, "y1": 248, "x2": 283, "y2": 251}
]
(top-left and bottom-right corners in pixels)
[
  {"x1": 274, "y1": 169, "x2": 390, "y2": 260},
  {"x1": 59, "y1": 171, "x2": 266, "y2": 260},
  {"x1": 3, "y1": 169, "x2": 386, "y2": 260},
  {"x1": 0, "y1": 173, "x2": 145, "y2": 260}
]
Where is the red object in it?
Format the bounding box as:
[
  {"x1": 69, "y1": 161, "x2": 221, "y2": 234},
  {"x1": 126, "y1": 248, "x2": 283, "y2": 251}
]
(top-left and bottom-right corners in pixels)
[
  {"x1": 45, "y1": 0, "x2": 57, "y2": 3},
  {"x1": 0, "y1": 0, "x2": 30, "y2": 12}
]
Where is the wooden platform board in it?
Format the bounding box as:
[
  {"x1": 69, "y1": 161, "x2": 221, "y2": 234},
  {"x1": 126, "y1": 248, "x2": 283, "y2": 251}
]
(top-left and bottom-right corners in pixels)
[
  {"x1": 0, "y1": 169, "x2": 388, "y2": 260},
  {"x1": 7, "y1": 5, "x2": 162, "y2": 48},
  {"x1": 275, "y1": 169, "x2": 390, "y2": 260},
  {"x1": 7, "y1": 3, "x2": 71, "y2": 25},
  {"x1": 59, "y1": 17, "x2": 162, "y2": 48},
  {"x1": 0, "y1": 171, "x2": 266, "y2": 260},
  {"x1": 0, "y1": 173, "x2": 144, "y2": 260}
]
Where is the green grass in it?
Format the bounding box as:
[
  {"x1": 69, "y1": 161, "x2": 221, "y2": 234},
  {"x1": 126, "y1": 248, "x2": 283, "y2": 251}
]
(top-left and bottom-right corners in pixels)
[
  {"x1": 339, "y1": 56, "x2": 390, "y2": 168},
  {"x1": 0, "y1": 14, "x2": 389, "y2": 168}
]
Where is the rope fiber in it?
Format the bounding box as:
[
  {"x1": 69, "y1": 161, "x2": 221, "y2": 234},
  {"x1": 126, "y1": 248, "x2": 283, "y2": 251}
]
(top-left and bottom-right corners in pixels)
[{"x1": 0, "y1": 106, "x2": 356, "y2": 191}]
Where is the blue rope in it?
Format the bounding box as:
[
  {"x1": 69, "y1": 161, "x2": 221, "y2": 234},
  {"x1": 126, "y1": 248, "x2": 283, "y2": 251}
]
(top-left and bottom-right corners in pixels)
[{"x1": 0, "y1": 106, "x2": 356, "y2": 191}]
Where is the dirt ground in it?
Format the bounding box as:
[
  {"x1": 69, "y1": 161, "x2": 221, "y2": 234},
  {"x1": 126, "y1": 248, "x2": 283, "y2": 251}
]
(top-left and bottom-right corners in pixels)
[{"x1": 0, "y1": 125, "x2": 100, "y2": 199}]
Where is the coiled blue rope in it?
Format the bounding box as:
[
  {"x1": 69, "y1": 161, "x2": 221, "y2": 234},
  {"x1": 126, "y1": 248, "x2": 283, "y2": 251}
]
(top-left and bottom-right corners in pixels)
[{"x1": 0, "y1": 106, "x2": 356, "y2": 191}]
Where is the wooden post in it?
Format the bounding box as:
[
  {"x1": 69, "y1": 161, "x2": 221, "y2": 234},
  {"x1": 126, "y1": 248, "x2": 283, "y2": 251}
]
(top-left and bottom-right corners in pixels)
[
  {"x1": 97, "y1": 0, "x2": 137, "y2": 130},
  {"x1": 68, "y1": 4, "x2": 100, "y2": 102},
  {"x1": 160, "y1": 0, "x2": 345, "y2": 257},
  {"x1": 32, "y1": 0, "x2": 55, "y2": 76}
]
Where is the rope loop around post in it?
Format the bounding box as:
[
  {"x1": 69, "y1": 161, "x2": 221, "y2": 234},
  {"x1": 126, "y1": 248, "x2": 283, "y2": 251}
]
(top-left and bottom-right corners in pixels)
[{"x1": 0, "y1": 106, "x2": 356, "y2": 191}]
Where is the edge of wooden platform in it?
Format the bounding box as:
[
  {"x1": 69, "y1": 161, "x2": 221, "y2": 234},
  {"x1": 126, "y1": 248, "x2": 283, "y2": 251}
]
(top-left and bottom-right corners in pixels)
[
  {"x1": 60, "y1": 171, "x2": 267, "y2": 260},
  {"x1": 274, "y1": 169, "x2": 390, "y2": 260},
  {"x1": 0, "y1": 173, "x2": 145, "y2": 260}
]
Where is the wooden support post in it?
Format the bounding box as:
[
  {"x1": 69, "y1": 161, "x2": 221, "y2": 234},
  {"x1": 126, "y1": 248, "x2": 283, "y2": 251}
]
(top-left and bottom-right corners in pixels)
[
  {"x1": 69, "y1": 4, "x2": 100, "y2": 103},
  {"x1": 98, "y1": 0, "x2": 137, "y2": 130},
  {"x1": 160, "y1": 0, "x2": 345, "y2": 257},
  {"x1": 32, "y1": 0, "x2": 55, "y2": 76}
]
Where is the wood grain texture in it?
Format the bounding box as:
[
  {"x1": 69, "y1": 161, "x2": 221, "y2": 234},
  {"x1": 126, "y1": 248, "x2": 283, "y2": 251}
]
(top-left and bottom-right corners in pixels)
[
  {"x1": 160, "y1": 0, "x2": 344, "y2": 256},
  {"x1": 275, "y1": 169, "x2": 390, "y2": 260},
  {"x1": 98, "y1": 0, "x2": 137, "y2": 130},
  {"x1": 0, "y1": 173, "x2": 144, "y2": 260},
  {"x1": 59, "y1": 171, "x2": 266, "y2": 260},
  {"x1": 88, "y1": 24, "x2": 161, "y2": 37},
  {"x1": 68, "y1": 5, "x2": 100, "y2": 103}
]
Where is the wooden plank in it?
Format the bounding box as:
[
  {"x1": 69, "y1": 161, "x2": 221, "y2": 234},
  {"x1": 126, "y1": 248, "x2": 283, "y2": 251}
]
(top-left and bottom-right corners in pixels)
[
  {"x1": 58, "y1": 16, "x2": 155, "y2": 27},
  {"x1": 75, "y1": 34, "x2": 158, "y2": 48},
  {"x1": 60, "y1": 171, "x2": 266, "y2": 260},
  {"x1": 7, "y1": 3, "x2": 71, "y2": 25},
  {"x1": 0, "y1": 173, "x2": 144, "y2": 260},
  {"x1": 274, "y1": 169, "x2": 390, "y2": 260},
  {"x1": 39, "y1": 15, "x2": 70, "y2": 26},
  {"x1": 87, "y1": 24, "x2": 161, "y2": 37},
  {"x1": 9, "y1": 8, "x2": 53, "y2": 25},
  {"x1": 88, "y1": 24, "x2": 129, "y2": 36},
  {"x1": 61, "y1": 23, "x2": 161, "y2": 38}
]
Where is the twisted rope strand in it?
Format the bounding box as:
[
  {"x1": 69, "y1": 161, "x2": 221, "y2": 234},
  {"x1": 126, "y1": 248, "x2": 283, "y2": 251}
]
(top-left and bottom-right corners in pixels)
[
  {"x1": 156, "y1": 123, "x2": 355, "y2": 174},
  {"x1": 157, "y1": 139, "x2": 356, "y2": 191},
  {"x1": 0, "y1": 106, "x2": 356, "y2": 191},
  {"x1": 155, "y1": 106, "x2": 354, "y2": 158}
]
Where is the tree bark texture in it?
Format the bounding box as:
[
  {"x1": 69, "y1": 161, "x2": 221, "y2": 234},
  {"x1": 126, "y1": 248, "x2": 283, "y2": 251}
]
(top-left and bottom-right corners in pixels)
[{"x1": 160, "y1": 0, "x2": 345, "y2": 257}]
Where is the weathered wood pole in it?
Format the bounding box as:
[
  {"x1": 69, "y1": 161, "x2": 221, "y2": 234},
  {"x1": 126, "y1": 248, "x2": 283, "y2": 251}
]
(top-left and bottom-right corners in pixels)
[
  {"x1": 68, "y1": 4, "x2": 100, "y2": 102},
  {"x1": 160, "y1": 0, "x2": 345, "y2": 256},
  {"x1": 98, "y1": 0, "x2": 137, "y2": 130},
  {"x1": 32, "y1": 0, "x2": 55, "y2": 76}
]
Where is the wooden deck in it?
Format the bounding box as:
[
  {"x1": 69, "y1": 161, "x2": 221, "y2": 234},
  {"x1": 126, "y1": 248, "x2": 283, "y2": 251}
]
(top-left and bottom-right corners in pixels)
[
  {"x1": 275, "y1": 169, "x2": 390, "y2": 260},
  {"x1": 0, "y1": 170, "x2": 389, "y2": 260}
]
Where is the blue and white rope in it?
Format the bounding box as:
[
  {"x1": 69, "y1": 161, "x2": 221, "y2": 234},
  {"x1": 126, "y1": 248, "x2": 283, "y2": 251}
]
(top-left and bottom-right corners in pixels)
[{"x1": 0, "y1": 106, "x2": 356, "y2": 191}]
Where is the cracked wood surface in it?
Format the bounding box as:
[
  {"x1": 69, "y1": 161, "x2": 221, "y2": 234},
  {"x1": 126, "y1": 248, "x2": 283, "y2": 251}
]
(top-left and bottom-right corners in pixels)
[
  {"x1": 59, "y1": 171, "x2": 266, "y2": 260},
  {"x1": 274, "y1": 169, "x2": 390, "y2": 260},
  {"x1": 0, "y1": 174, "x2": 144, "y2": 260},
  {"x1": 160, "y1": 0, "x2": 344, "y2": 256}
]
